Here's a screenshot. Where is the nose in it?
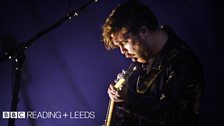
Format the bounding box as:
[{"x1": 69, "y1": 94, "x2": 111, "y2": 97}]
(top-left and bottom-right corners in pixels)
[{"x1": 118, "y1": 45, "x2": 127, "y2": 54}]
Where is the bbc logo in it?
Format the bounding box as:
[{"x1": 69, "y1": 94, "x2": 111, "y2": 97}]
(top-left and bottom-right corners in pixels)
[{"x1": 2, "y1": 111, "x2": 26, "y2": 119}]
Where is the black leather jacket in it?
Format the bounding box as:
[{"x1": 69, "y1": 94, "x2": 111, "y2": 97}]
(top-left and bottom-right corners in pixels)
[{"x1": 111, "y1": 25, "x2": 204, "y2": 126}]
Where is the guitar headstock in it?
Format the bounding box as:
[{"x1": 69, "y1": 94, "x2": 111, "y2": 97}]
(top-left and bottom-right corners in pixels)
[{"x1": 113, "y1": 63, "x2": 139, "y2": 90}]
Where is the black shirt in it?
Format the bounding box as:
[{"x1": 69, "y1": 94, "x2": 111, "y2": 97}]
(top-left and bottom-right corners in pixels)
[{"x1": 111, "y1": 25, "x2": 204, "y2": 126}]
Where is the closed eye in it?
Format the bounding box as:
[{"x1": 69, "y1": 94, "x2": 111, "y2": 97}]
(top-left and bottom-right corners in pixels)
[{"x1": 114, "y1": 39, "x2": 128, "y2": 47}]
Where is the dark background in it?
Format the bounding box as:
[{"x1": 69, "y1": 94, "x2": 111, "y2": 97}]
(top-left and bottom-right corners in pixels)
[{"x1": 0, "y1": 0, "x2": 223, "y2": 126}]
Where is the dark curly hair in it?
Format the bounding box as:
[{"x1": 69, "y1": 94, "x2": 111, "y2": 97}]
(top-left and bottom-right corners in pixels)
[{"x1": 102, "y1": 0, "x2": 158, "y2": 50}]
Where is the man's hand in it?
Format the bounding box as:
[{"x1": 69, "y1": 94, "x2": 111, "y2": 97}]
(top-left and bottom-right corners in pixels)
[{"x1": 107, "y1": 84, "x2": 128, "y2": 102}]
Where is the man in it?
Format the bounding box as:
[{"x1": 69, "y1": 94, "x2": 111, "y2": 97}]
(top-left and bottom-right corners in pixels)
[{"x1": 102, "y1": 1, "x2": 203, "y2": 126}]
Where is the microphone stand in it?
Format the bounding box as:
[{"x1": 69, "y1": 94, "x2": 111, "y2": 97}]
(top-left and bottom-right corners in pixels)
[{"x1": 0, "y1": 0, "x2": 99, "y2": 126}]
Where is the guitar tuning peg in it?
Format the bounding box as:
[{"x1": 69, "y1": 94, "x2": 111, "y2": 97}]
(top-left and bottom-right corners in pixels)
[
  {"x1": 122, "y1": 69, "x2": 126, "y2": 74},
  {"x1": 118, "y1": 85, "x2": 123, "y2": 91},
  {"x1": 114, "y1": 79, "x2": 118, "y2": 83}
]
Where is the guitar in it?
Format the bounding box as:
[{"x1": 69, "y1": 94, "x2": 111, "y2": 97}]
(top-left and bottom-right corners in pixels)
[{"x1": 104, "y1": 63, "x2": 138, "y2": 126}]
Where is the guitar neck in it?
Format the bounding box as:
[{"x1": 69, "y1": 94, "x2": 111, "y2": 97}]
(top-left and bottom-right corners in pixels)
[
  {"x1": 104, "y1": 62, "x2": 139, "y2": 126},
  {"x1": 105, "y1": 77, "x2": 125, "y2": 126},
  {"x1": 105, "y1": 99, "x2": 115, "y2": 126}
]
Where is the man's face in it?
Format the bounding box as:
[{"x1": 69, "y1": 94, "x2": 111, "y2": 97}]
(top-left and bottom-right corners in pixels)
[{"x1": 111, "y1": 30, "x2": 150, "y2": 63}]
